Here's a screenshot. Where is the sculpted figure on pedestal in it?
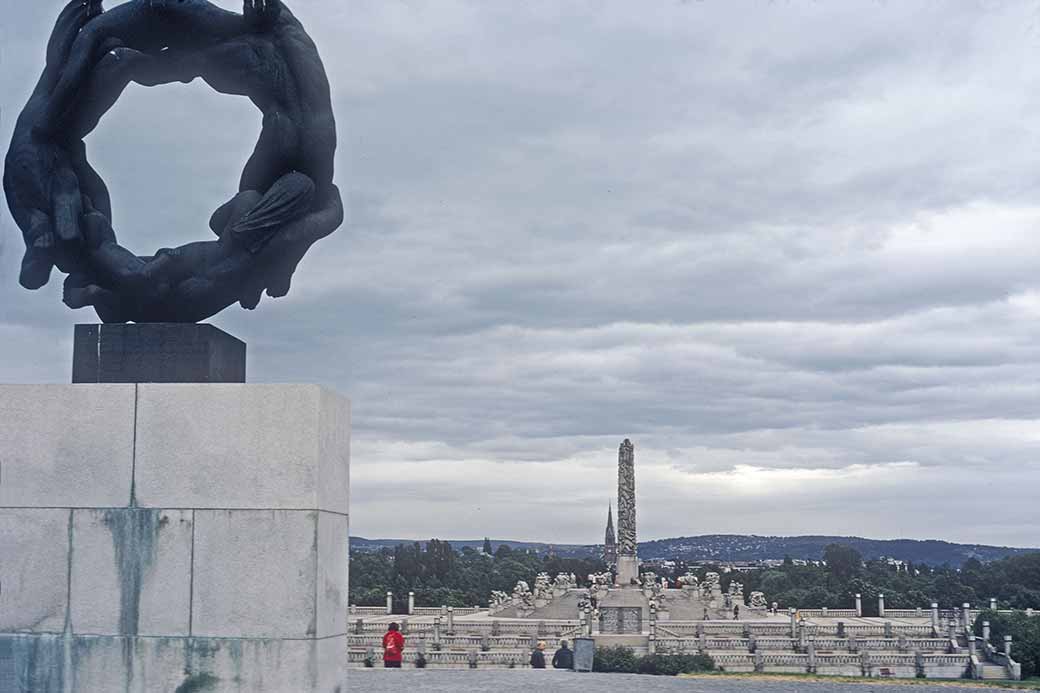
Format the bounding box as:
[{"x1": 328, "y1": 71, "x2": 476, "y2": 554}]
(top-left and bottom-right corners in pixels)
[
  {"x1": 489, "y1": 591, "x2": 510, "y2": 610},
  {"x1": 678, "y1": 571, "x2": 699, "y2": 588}
]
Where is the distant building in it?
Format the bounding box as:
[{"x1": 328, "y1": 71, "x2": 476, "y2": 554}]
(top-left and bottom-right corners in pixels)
[{"x1": 603, "y1": 503, "x2": 618, "y2": 567}]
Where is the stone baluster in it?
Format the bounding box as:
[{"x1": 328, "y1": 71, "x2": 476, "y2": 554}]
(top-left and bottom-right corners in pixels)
[
  {"x1": 931, "y1": 603, "x2": 939, "y2": 635},
  {"x1": 789, "y1": 608, "x2": 797, "y2": 638},
  {"x1": 401, "y1": 618, "x2": 409, "y2": 635},
  {"x1": 855, "y1": 593, "x2": 862, "y2": 617},
  {"x1": 807, "y1": 637, "x2": 816, "y2": 674},
  {"x1": 990, "y1": 597, "x2": 998, "y2": 611},
  {"x1": 408, "y1": 591, "x2": 415, "y2": 615},
  {"x1": 821, "y1": 607, "x2": 828, "y2": 618},
  {"x1": 386, "y1": 591, "x2": 393, "y2": 615},
  {"x1": 915, "y1": 607, "x2": 922, "y2": 618},
  {"x1": 433, "y1": 616, "x2": 442, "y2": 647},
  {"x1": 584, "y1": 607, "x2": 593, "y2": 636},
  {"x1": 1005, "y1": 635, "x2": 1013, "y2": 659},
  {"x1": 982, "y1": 621, "x2": 990, "y2": 644},
  {"x1": 962, "y1": 603, "x2": 971, "y2": 632},
  {"x1": 441, "y1": 605, "x2": 448, "y2": 620},
  {"x1": 447, "y1": 606, "x2": 455, "y2": 634},
  {"x1": 947, "y1": 618, "x2": 957, "y2": 641},
  {"x1": 878, "y1": 593, "x2": 886, "y2": 618}
]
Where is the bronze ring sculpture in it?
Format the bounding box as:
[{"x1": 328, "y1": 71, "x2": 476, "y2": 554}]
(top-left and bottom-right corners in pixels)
[{"x1": 3, "y1": 0, "x2": 342, "y2": 323}]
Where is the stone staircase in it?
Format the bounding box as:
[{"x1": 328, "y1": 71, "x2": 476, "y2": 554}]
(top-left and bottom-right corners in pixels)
[{"x1": 977, "y1": 662, "x2": 1008, "y2": 680}]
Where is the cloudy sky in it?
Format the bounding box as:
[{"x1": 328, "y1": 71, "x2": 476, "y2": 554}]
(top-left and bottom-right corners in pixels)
[{"x1": 3, "y1": 1, "x2": 1040, "y2": 547}]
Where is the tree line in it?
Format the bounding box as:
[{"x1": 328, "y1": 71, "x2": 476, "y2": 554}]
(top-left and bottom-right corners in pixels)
[
  {"x1": 350, "y1": 539, "x2": 1040, "y2": 617},
  {"x1": 349, "y1": 538, "x2": 607, "y2": 612},
  {"x1": 656, "y1": 544, "x2": 1040, "y2": 615}
]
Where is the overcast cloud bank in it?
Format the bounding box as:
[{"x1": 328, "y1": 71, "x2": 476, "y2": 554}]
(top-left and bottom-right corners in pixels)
[{"x1": 3, "y1": 1, "x2": 1040, "y2": 545}]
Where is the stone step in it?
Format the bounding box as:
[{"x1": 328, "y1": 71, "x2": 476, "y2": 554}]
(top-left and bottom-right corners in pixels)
[{"x1": 980, "y1": 664, "x2": 1008, "y2": 679}]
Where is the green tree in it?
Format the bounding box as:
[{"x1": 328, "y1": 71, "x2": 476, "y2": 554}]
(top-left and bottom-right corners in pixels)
[
  {"x1": 824, "y1": 543, "x2": 862, "y2": 581},
  {"x1": 974, "y1": 610, "x2": 1040, "y2": 678}
]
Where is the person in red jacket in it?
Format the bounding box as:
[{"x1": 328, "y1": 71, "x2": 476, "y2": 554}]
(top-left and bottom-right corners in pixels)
[{"x1": 382, "y1": 622, "x2": 405, "y2": 668}]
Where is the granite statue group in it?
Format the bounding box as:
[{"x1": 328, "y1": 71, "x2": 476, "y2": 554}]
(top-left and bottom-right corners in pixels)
[{"x1": 3, "y1": 0, "x2": 342, "y2": 323}]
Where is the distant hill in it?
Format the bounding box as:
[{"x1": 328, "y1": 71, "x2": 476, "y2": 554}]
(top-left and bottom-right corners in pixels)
[
  {"x1": 350, "y1": 537, "x2": 594, "y2": 557},
  {"x1": 349, "y1": 532, "x2": 590, "y2": 557},
  {"x1": 638, "y1": 535, "x2": 1039, "y2": 566},
  {"x1": 351, "y1": 534, "x2": 1039, "y2": 567}
]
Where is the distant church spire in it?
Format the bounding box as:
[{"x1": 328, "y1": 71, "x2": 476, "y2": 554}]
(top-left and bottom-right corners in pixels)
[{"x1": 603, "y1": 502, "x2": 618, "y2": 567}]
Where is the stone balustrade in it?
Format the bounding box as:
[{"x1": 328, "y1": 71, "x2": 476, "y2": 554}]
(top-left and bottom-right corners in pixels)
[
  {"x1": 349, "y1": 606, "x2": 390, "y2": 616},
  {"x1": 410, "y1": 606, "x2": 485, "y2": 617},
  {"x1": 349, "y1": 618, "x2": 580, "y2": 637},
  {"x1": 798, "y1": 609, "x2": 857, "y2": 618},
  {"x1": 342, "y1": 600, "x2": 1037, "y2": 680},
  {"x1": 348, "y1": 648, "x2": 535, "y2": 669}
]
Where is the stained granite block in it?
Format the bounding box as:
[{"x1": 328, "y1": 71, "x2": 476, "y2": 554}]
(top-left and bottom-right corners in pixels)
[
  {"x1": 69, "y1": 508, "x2": 193, "y2": 636},
  {"x1": 192, "y1": 509, "x2": 321, "y2": 639},
  {"x1": 0, "y1": 509, "x2": 70, "y2": 634},
  {"x1": 0, "y1": 633, "x2": 347, "y2": 693},
  {"x1": 0, "y1": 385, "x2": 135, "y2": 507},
  {"x1": 133, "y1": 384, "x2": 350, "y2": 513}
]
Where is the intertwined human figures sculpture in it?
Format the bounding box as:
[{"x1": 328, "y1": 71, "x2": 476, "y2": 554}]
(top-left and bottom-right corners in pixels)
[{"x1": 3, "y1": 0, "x2": 342, "y2": 323}]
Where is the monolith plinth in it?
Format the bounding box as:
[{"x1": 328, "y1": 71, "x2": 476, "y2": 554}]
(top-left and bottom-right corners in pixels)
[{"x1": 73, "y1": 323, "x2": 246, "y2": 383}]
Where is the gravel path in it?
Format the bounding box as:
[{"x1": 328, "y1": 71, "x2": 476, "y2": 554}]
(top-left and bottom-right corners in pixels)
[{"x1": 348, "y1": 670, "x2": 1015, "y2": 692}]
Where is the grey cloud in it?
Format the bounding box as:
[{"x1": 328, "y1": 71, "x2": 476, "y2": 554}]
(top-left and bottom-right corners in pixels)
[{"x1": 3, "y1": 0, "x2": 1040, "y2": 544}]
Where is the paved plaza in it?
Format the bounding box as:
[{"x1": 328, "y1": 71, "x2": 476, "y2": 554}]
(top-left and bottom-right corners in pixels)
[{"x1": 349, "y1": 670, "x2": 1013, "y2": 692}]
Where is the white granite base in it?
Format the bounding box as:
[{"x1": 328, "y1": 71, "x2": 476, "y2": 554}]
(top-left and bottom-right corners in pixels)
[{"x1": 0, "y1": 384, "x2": 350, "y2": 693}]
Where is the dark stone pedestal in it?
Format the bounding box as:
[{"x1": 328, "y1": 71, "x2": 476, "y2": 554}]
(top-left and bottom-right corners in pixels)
[{"x1": 72, "y1": 324, "x2": 246, "y2": 384}]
